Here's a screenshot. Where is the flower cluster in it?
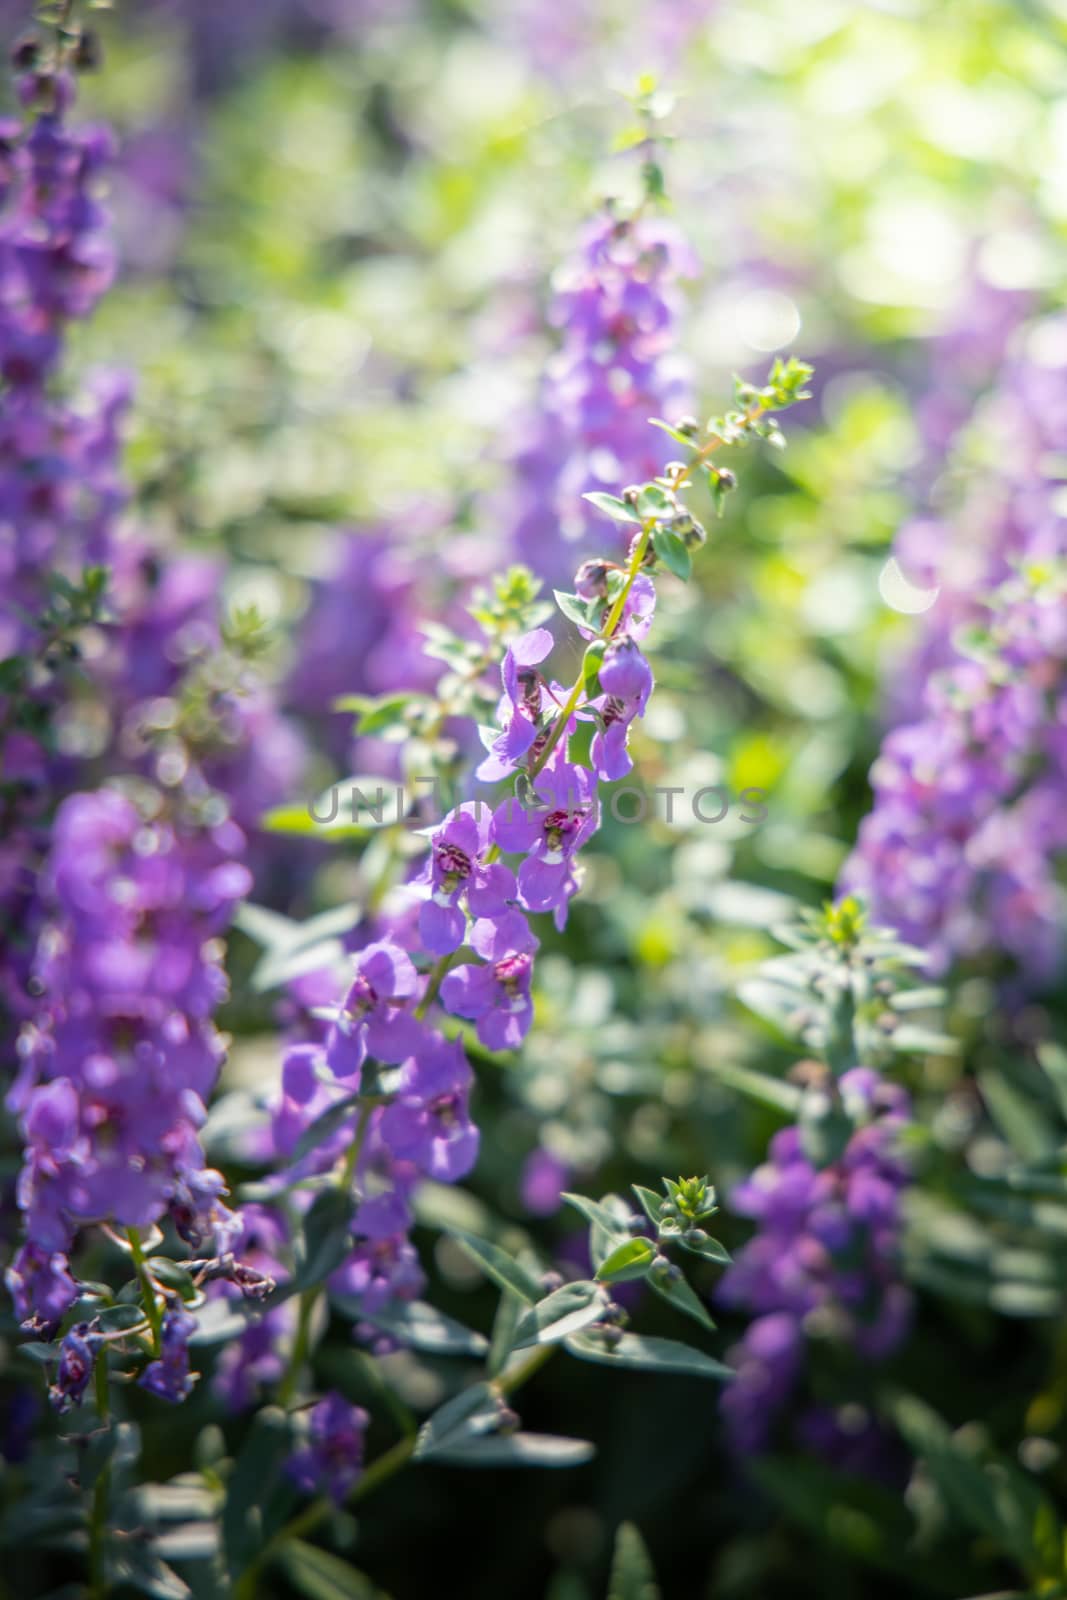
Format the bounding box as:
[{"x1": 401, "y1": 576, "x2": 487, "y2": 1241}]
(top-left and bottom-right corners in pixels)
[
  {"x1": 6, "y1": 787, "x2": 250, "y2": 1333},
  {"x1": 252, "y1": 360, "x2": 812, "y2": 1370},
  {"x1": 509, "y1": 207, "x2": 694, "y2": 585},
  {"x1": 717, "y1": 1068, "x2": 913, "y2": 1461},
  {"x1": 0, "y1": 51, "x2": 123, "y2": 1047}
]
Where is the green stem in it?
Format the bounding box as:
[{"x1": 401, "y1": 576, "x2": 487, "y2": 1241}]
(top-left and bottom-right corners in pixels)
[
  {"x1": 277, "y1": 1098, "x2": 376, "y2": 1406},
  {"x1": 127, "y1": 1227, "x2": 162, "y2": 1355},
  {"x1": 88, "y1": 1354, "x2": 110, "y2": 1599},
  {"x1": 415, "y1": 952, "x2": 456, "y2": 1019},
  {"x1": 529, "y1": 409, "x2": 765, "y2": 782}
]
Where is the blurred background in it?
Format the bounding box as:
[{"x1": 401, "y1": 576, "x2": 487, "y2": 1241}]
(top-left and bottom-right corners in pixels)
[{"x1": 5, "y1": 0, "x2": 1067, "y2": 1595}]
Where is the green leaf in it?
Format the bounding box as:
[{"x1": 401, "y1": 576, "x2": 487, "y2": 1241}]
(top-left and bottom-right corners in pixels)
[
  {"x1": 413, "y1": 1382, "x2": 499, "y2": 1460},
  {"x1": 675, "y1": 1230, "x2": 732, "y2": 1265},
  {"x1": 554, "y1": 590, "x2": 596, "y2": 629},
  {"x1": 146, "y1": 1258, "x2": 198, "y2": 1303},
  {"x1": 651, "y1": 527, "x2": 691, "y2": 583},
  {"x1": 487, "y1": 1288, "x2": 525, "y2": 1378},
  {"x1": 647, "y1": 417, "x2": 698, "y2": 449},
  {"x1": 890, "y1": 1395, "x2": 1063, "y2": 1576},
  {"x1": 291, "y1": 1093, "x2": 361, "y2": 1164},
  {"x1": 706, "y1": 1057, "x2": 802, "y2": 1116},
  {"x1": 564, "y1": 1331, "x2": 733, "y2": 1381},
  {"x1": 647, "y1": 1262, "x2": 716, "y2": 1332},
  {"x1": 280, "y1": 1541, "x2": 393, "y2": 1600},
  {"x1": 222, "y1": 1407, "x2": 291, "y2": 1580},
  {"x1": 560, "y1": 1193, "x2": 632, "y2": 1268},
  {"x1": 260, "y1": 804, "x2": 368, "y2": 841},
  {"x1": 512, "y1": 1281, "x2": 607, "y2": 1349},
  {"x1": 582, "y1": 492, "x2": 641, "y2": 526},
  {"x1": 631, "y1": 1186, "x2": 663, "y2": 1229},
  {"x1": 334, "y1": 1297, "x2": 488, "y2": 1358},
  {"x1": 271, "y1": 1190, "x2": 356, "y2": 1301},
  {"x1": 595, "y1": 1238, "x2": 656, "y2": 1285},
  {"x1": 427, "y1": 1432, "x2": 595, "y2": 1468},
  {"x1": 635, "y1": 485, "x2": 673, "y2": 520},
  {"x1": 608, "y1": 1523, "x2": 661, "y2": 1600},
  {"x1": 447, "y1": 1229, "x2": 542, "y2": 1305},
  {"x1": 979, "y1": 1069, "x2": 1059, "y2": 1164}
]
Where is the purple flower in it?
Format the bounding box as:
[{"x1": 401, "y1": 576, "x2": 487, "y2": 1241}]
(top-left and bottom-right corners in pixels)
[
  {"x1": 379, "y1": 1034, "x2": 479, "y2": 1182},
  {"x1": 520, "y1": 1147, "x2": 569, "y2": 1216},
  {"x1": 138, "y1": 1308, "x2": 197, "y2": 1404},
  {"x1": 48, "y1": 1324, "x2": 98, "y2": 1414},
  {"x1": 439, "y1": 910, "x2": 538, "y2": 1050},
  {"x1": 719, "y1": 1312, "x2": 804, "y2": 1456},
  {"x1": 717, "y1": 1069, "x2": 913, "y2": 1459},
  {"x1": 5, "y1": 1243, "x2": 77, "y2": 1336},
  {"x1": 491, "y1": 759, "x2": 599, "y2": 924},
  {"x1": 287, "y1": 1392, "x2": 368, "y2": 1505},
  {"x1": 476, "y1": 628, "x2": 555, "y2": 782},
  {"x1": 418, "y1": 803, "x2": 516, "y2": 955},
  {"x1": 506, "y1": 212, "x2": 695, "y2": 587},
  {"x1": 329, "y1": 1191, "x2": 425, "y2": 1314},
  {"x1": 588, "y1": 636, "x2": 654, "y2": 782},
  {"x1": 324, "y1": 939, "x2": 424, "y2": 1080}
]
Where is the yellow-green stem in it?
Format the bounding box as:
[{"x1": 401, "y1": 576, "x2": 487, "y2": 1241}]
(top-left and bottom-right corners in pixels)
[
  {"x1": 528, "y1": 411, "x2": 764, "y2": 782},
  {"x1": 88, "y1": 1353, "x2": 110, "y2": 1599},
  {"x1": 127, "y1": 1227, "x2": 162, "y2": 1355}
]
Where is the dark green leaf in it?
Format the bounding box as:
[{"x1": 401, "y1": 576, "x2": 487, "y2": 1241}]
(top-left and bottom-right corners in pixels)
[
  {"x1": 447, "y1": 1229, "x2": 542, "y2": 1305},
  {"x1": 512, "y1": 1282, "x2": 607, "y2": 1348},
  {"x1": 647, "y1": 1263, "x2": 716, "y2": 1332},
  {"x1": 335, "y1": 1297, "x2": 488, "y2": 1358},
  {"x1": 652, "y1": 527, "x2": 691, "y2": 582},
  {"x1": 428, "y1": 1432, "x2": 595, "y2": 1468},
  {"x1": 280, "y1": 1540, "x2": 393, "y2": 1600},
  {"x1": 222, "y1": 1407, "x2": 291, "y2": 1580},
  {"x1": 564, "y1": 1331, "x2": 733, "y2": 1381},
  {"x1": 582, "y1": 492, "x2": 641, "y2": 526}
]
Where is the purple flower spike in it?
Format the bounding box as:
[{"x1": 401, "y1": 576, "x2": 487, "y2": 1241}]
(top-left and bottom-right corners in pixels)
[
  {"x1": 139, "y1": 1308, "x2": 197, "y2": 1404},
  {"x1": 418, "y1": 803, "x2": 516, "y2": 955},
  {"x1": 325, "y1": 939, "x2": 424, "y2": 1080},
  {"x1": 440, "y1": 910, "x2": 539, "y2": 1050},
  {"x1": 476, "y1": 628, "x2": 554, "y2": 782},
  {"x1": 379, "y1": 1034, "x2": 479, "y2": 1182},
  {"x1": 287, "y1": 1392, "x2": 369, "y2": 1505},
  {"x1": 491, "y1": 760, "x2": 599, "y2": 921}
]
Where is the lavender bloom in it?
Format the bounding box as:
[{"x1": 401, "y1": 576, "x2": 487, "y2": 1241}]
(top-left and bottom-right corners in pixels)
[
  {"x1": 323, "y1": 939, "x2": 425, "y2": 1081},
  {"x1": 329, "y1": 1191, "x2": 425, "y2": 1315},
  {"x1": 507, "y1": 213, "x2": 694, "y2": 586},
  {"x1": 8, "y1": 789, "x2": 250, "y2": 1258},
  {"x1": 439, "y1": 910, "x2": 539, "y2": 1051},
  {"x1": 417, "y1": 803, "x2": 516, "y2": 955},
  {"x1": 589, "y1": 635, "x2": 654, "y2": 782},
  {"x1": 139, "y1": 1308, "x2": 197, "y2": 1404},
  {"x1": 845, "y1": 318, "x2": 1067, "y2": 975},
  {"x1": 287, "y1": 1392, "x2": 369, "y2": 1505},
  {"x1": 379, "y1": 1035, "x2": 479, "y2": 1183},
  {"x1": 491, "y1": 759, "x2": 600, "y2": 924},
  {"x1": 520, "y1": 1147, "x2": 570, "y2": 1217},
  {"x1": 475, "y1": 629, "x2": 555, "y2": 783},
  {"x1": 48, "y1": 1324, "x2": 98, "y2": 1414},
  {"x1": 5, "y1": 1243, "x2": 77, "y2": 1336},
  {"x1": 717, "y1": 1069, "x2": 912, "y2": 1459}
]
